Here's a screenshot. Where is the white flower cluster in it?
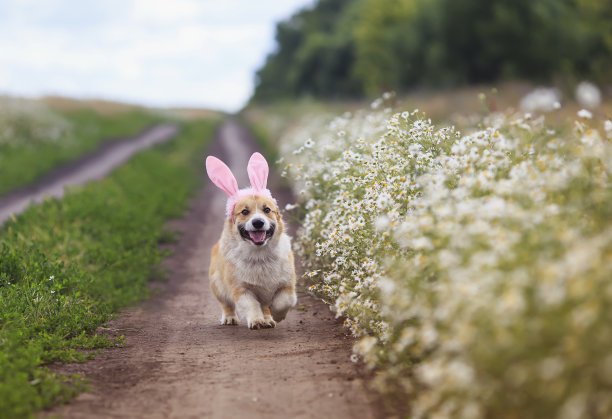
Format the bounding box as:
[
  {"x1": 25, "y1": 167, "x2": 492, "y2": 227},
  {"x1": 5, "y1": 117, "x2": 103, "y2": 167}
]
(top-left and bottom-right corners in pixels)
[
  {"x1": 519, "y1": 87, "x2": 561, "y2": 112},
  {"x1": 0, "y1": 97, "x2": 71, "y2": 147},
  {"x1": 282, "y1": 101, "x2": 612, "y2": 418},
  {"x1": 575, "y1": 81, "x2": 602, "y2": 109}
]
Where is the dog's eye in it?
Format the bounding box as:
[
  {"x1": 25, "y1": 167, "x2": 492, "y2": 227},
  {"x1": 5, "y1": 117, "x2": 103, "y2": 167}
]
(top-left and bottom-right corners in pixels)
[
  {"x1": 263, "y1": 207, "x2": 271, "y2": 214},
  {"x1": 241, "y1": 209, "x2": 249, "y2": 216}
]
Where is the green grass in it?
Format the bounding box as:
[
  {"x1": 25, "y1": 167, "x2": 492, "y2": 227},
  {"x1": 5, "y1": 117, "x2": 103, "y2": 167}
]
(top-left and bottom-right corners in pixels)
[
  {"x1": 0, "y1": 118, "x2": 217, "y2": 418},
  {"x1": 0, "y1": 105, "x2": 168, "y2": 195}
]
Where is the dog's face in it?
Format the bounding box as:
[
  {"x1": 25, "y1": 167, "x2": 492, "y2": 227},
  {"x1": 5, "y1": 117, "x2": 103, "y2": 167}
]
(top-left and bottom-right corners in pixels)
[{"x1": 232, "y1": 195, "x2": 282, "y2": 246}]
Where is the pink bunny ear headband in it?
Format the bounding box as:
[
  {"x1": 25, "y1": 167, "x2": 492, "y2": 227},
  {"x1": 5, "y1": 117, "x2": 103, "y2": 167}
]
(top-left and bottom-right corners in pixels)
[{"x1": 205, "y1": 152, "x2": 276, "y2": 221}]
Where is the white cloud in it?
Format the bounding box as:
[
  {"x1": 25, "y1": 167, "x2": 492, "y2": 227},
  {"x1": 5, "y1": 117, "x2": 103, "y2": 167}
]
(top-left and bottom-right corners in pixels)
[
  {"x1": 131, "y1": 0, "x2": 204, "y2": 24},
  {"x1": 0, "y1": 0, "x2": 314, "y2": 112}
]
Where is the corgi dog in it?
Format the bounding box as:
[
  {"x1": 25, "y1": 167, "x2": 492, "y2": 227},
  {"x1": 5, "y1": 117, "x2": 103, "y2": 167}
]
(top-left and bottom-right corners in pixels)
[{"x1": 205, "y1": 152, "x2": 297, "y2": 329}]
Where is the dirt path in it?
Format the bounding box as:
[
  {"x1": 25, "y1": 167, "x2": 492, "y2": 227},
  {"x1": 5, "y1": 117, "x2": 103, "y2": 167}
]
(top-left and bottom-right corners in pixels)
[
  {"x1": 44, "y1": 120, "x2": 380, "y2": 419},
  {"x1": 0, "y1": 124, "x2": 178, "y2": 225}
]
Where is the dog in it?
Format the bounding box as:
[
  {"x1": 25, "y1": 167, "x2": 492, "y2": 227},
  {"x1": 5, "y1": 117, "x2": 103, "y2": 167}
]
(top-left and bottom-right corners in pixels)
[{"x1": 205, "y1": 152, "x2": 297, "y2": 329}]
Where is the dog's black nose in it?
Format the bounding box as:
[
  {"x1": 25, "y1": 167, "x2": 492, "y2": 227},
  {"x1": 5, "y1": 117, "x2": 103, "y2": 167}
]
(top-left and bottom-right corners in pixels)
[{"x1": 252, "y1": 218, "x2": 265, "y2": 229}]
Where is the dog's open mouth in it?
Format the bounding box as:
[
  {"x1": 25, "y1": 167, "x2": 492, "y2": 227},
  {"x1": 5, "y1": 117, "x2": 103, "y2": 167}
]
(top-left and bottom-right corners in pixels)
[
  {"x1": 239, "y1": 225, "x2": 275, "y2": 246},
  {"x1": 249, "y1": 231, "x2": 266, "y2": 243}
]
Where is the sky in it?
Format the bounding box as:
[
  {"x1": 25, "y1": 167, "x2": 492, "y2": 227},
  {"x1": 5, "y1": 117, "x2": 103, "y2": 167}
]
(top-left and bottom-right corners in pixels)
[{"x1": 0, "y1": 0, "x2": 314, "y2": 112}]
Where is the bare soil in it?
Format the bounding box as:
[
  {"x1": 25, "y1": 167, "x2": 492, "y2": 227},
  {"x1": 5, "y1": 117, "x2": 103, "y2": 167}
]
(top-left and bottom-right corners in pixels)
[{"x1": 43, "y1": 120, "x2": 380, "y2": 419}]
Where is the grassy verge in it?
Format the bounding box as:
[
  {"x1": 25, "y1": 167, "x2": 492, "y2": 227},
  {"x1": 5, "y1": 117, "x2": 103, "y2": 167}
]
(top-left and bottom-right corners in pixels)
[
  {"x1": 0, "y1": 118, "x2": 217, "y2": 418},
  {"x1": 0, "y1": 98, "x2": 168, "y2": 195}
]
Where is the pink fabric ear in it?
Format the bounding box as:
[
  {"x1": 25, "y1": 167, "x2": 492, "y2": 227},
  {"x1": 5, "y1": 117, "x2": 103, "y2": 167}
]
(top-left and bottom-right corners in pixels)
[
  {"x1": 206, "y1": 156, "x2": 239, "y2": 198},
  {"x1": 247, "y1": 152, "x2": 269, "y2": 192}
]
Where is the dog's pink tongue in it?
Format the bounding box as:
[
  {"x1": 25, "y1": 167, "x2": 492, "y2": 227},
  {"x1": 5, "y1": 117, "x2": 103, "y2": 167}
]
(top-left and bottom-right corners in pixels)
[{"x1": 249, "y1": 231, "x2": 266, "y2": 243}]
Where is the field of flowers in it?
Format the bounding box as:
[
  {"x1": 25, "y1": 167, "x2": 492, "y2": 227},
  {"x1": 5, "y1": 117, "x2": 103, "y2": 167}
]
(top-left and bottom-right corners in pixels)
[{"x1": 278, "y1": 91, "x2": 612, "y2": 417}]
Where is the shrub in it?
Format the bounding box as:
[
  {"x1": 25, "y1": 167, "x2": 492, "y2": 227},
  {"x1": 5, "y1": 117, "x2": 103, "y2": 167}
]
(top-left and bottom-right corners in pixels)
[{"x1": 282, "y1": 97, "x2": 612, "y2": 417}]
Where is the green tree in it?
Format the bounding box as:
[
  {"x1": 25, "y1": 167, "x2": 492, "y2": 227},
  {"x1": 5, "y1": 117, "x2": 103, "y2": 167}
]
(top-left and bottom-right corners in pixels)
[
  {"x1": 352, "y1": 0, "x2": 431, "y2": 95},
  {"x1": 252, "y1": 0, "x2": 362, "y2": 102},
  {"x1": 436, "y1": 0, "x2": 584, "y2": 82},
  {"x1": 572, "y1": 0, "x2": 612, "y2": 83},
  {"x1": 251, "y1": 0, "x2": 612, "y2": 102}
]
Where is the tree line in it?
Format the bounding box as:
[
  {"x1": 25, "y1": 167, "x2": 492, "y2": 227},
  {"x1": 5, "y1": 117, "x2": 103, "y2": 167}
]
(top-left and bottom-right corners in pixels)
[{"x1": 251, "y1": 0, "x2": 611, "y2": 102}]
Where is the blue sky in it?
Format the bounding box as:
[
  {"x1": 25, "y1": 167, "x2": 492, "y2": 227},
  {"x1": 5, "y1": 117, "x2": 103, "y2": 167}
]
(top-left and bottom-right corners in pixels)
[{"x1": 0, "y1": 0, "x2": 314, "y2": 112}]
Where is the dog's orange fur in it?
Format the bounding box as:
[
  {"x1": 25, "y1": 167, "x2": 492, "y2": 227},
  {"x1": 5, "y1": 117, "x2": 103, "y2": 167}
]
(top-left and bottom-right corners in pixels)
[{"x1": 209, "y1": 195, "x2": 297, "y2": 329}]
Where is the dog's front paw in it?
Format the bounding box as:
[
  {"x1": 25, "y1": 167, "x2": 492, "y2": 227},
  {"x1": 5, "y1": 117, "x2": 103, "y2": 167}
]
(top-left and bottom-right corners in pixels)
[
  {"x1": 263, "y1": 315, "x2": 277, "y2": 328},
  {"x1": 221, "y1": 313, "x2": 239, "y2": 325},
  {"x1": 248, "y1": 317, "x2": 274, "y2": 330}
]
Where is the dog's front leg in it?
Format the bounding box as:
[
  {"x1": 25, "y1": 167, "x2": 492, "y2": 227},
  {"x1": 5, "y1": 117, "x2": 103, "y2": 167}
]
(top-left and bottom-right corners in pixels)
[
  {"x1": 262, "y1": 306, "x2": 276, "y2": 328},
  {"x1": 236, "y1": 291, "x2": 271, "y2": 330},
  {"x1": 271, "y1": 286, "x2": 297, "y2": 323}
]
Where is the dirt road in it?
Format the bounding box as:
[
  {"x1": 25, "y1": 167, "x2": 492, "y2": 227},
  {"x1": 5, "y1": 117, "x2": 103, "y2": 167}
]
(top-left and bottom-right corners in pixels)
[
  {"x1": 45, "y1": 120, "x2": 379, "y2": 419},
  {"x1": 0, "y1": 124, "x2": 178, "y2": 225}
]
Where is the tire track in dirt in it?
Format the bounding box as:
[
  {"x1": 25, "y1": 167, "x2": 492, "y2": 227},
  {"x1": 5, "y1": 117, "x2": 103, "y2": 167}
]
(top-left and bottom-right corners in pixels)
[
  {"x1": 0, "y1": 124, "x2": 178, "y2": 225},
  {"x1": 44, "y1": 120, "x2": 380, "y2": 419}
]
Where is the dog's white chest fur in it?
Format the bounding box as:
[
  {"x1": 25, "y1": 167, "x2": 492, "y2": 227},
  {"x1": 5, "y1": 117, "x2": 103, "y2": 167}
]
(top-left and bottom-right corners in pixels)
[{"x1": 221, "y1": 231, "x2": 293, "y2": 304}]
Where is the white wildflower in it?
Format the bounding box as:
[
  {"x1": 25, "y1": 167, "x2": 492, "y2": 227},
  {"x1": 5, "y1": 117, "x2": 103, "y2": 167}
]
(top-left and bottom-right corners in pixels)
[
  {"x1": 575, "y1": 81, "x2": 601, "y2": 109},
  {"x1": 577, "y1": 109, "x2": 592, "y2": 119},
  {"x1": 519, "y1": 88, "x2": 560, "y2": 112},
  {"x1": 604, "y1": 120, "x2": 612, "y2": 139},
  {"x1": 374, "y1": 215, "x2": 390, "y2": 232}
]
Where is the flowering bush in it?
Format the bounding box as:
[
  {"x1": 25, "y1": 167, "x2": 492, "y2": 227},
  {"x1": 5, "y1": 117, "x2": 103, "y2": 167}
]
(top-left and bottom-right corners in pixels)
[{"x1": 281, "y1": 98, "x2": 612, "y2": 418}]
